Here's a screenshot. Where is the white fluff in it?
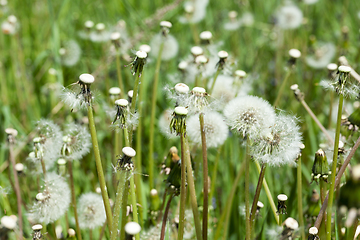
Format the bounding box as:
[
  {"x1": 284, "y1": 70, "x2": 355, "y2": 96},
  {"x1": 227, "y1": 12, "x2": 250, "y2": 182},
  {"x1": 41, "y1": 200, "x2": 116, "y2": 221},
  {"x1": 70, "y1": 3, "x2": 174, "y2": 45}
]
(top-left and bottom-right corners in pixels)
[
  {"x1": 78, "y1": 192, "x2": 106, "y2": 229},
  {"x1": 275, "y1": 4, "x2": 303, "y2": 30},
  {"x1": 150, "y1": 33, "x2": 179, "y2": 61}
]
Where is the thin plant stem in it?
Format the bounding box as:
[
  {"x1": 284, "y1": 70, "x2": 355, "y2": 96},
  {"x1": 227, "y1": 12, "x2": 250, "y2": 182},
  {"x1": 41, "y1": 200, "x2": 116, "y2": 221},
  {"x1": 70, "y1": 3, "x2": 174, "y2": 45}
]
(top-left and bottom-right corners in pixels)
[
  {"x1": 209, "y1": 68, "x2": 221, "y2": 95},
  {"x1": 68, "y1": 161, "x2": 82, "y2": 240},
  {"x1": 249, "y1": 162, "x2": 267, "y2": 236},
  {"x1": 219, "y1": 160, "x2": 246, "y2": 240},
  {"x1": 245, "y1": 138, "x2": 251, "y2": 240},
  {"x1": 314, "y1": 134, "x2": 360, "y2": 230},
  {"x1": 274, "y1": 67, "x2": 292, "y2": 108},
  {"x1": 148, "y1": 41, "x2": 164, "y2": 190},
  {"x1": 346, "y1": 218, "x2": 358, "y2": 240},
  {"x1": 87, "y1": 104, "x2": 113, "y2": 228},
  {"x1": 184, "y1": 139, "x2": 203, "y2": 240},
  {"x1": 157, "y1": 188, "x2": 168, "y2": 223},
  {"x1": 115, "y1": 54, "x2": 125, "y2": 96},
  {"x1": 199, "y1": 113, "x2": 209, "y2": 240},
  {"x1": 178, "y1": 133, "x2": 187, "y2": 240},
  {"x1": 319, "y1": 178, "x2": 327, "y2": 234},
  {"x1": 111, "y1": 170, "x2": 127, "y2": 240},
  {"x1": 209, "y1": 146, "x2": 222, "y2": 206},
  {"x1": 189, "y1": 23, "x2": 200, "y2": 45},
  {"x1": 129, "y1": 72, "x2": 141, "y2": 144},
  {"x1": 8, "y1": 145, "x2": 23, "y2": 239},
  {"x1": 326, "y1": 93, "x2": 344, "y2": 240},
  {"x1": 297, "y1": 156, "x2": 306, "y2": 240},
  {"x1": 129, "y1": 174, "x2": 140, "y2": 240},
  {"x1": 119, "y1": 178, "x2": 130, "y2": 240},
  {"x1": 160, "y1": 193, "x2": 174, "y2": 240},
  {"x1": 40, "y1": 157, "x2": 47, "y2": 180},
  {"x1": 254, "y1": 161, "x2": 280, "y2": 225},
  {"x1": 300, "y1": 99, "x2": 334, "y2": 145}
]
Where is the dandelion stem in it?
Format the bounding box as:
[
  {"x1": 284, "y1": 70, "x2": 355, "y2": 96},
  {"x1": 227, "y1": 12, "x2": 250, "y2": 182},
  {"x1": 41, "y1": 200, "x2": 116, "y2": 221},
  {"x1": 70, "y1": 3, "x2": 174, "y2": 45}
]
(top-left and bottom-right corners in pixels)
[
  {"x1": 300, "y1": 99, "x2": 334, "y2": 145},
  {"x1": 319, "y1": 178, "x2": 327, "y2": 234},
  {"x1": 245, "y1": 138, "x2": 251, "y2": 240},
  {"x1": 148, "y1": 41, "x2": 165, "y2": 189},
  {"x1": 115, "y1": 54, "x2": 125, "y2": 97},
  {"x1": 111, "y1": 170, "x2": 127, "y2": 240},
  {"x1": 199, "y1": 113, "x2": 209, "y2": 240},
  {"x1": 40, "y1": 156, "x2": 47, "y2": 180},
  {"x1": 68, "y1": 161, "x2": 82, "y2": 240},
  {"x1": 274, "y1": 67, "x2": 292, "y2": 108},
  {"x1": 254, "y1": 161, "x2": 279, "y2": 225},
  {"x1": 160, "y1": 193, "x2": 174, "y2": 240},
  {"x1": 129, "y1": 70, "x2": 141, "y2": 144},
  {"x1": 119, "y1": 178, "x2": 130, "y2": 240},
  {"x1": 297, "y1": 156, "x2": 306, "y2": 240},
  {"x1": 8, "y1": 144, "x2": 23, "y2": 239},
  {"x1": 326, "y1": 93, "x2": 344, "y2": 240},
  {"x1": 209, "y1": 69, "x2": 221, "y2": 95},
  {"x1": 314, "y1": 134, "x2": 360, "y2": 230},
  {"x1": 249, "y1": 162, "x2": 267, "y2": 236},
  {"x1": 87, "y1": 104, "x2": 113, "y2": 229},
  {"x1": 184, "y1": 139, "x2": 203, "y2": 240},
  {"x1": 178, "y1": 133, "x2": 187, "y2": 240},
  {"x1": 129, "y1": 174, "x2": 140, "y2": 240}
]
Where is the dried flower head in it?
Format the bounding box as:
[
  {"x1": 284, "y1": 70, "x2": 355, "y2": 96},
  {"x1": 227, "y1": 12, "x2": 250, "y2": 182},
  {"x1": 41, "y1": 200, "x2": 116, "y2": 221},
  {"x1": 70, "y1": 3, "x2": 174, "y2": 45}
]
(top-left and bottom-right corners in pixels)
[
  {"x1": 224, "y1": 95, "x2": 276, "y2": 139},
  {"x1": 61, "y1": 123, "x2": 91, "y2": 161},
  {"x1": 28, "y1": 172, "x2": 71, "y2": 224},
  {"x1": 116, "y1": 147, "x2": 136, "y2": 171},
  {"x1": 187, "y1": 111, "x2": 228, "y2": 148},
  {"x1": 170, "y1": 107, "x2": 188, "y2": 136},
  {"x1": 250, "y1": 114, "x2": 302, "y2": 166},
  {"x1": 78, "y1": 192, "x2": 106, "y2": 229}
]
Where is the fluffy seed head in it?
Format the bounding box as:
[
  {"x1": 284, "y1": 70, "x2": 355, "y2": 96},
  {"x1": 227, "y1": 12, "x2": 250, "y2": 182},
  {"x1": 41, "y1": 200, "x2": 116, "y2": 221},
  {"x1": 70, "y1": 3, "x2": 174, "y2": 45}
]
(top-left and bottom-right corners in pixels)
[
  {"x1": 109, "y1": 87, "x2": 121, "y2": 95},
  {"x1": 275, "y1": 4, "x2": 303, "y2": 29},
  {"x1": 306, "y1": 42, "x2": 336, "y2": 69},
  {"x1": 187, "y1": 111, "x2": 229, "y2": 148},
  {"x1": 62, "y1": 123, "x2": 91, "y2": 161},
  {"x1": 149, "y1": 33, "x2": 179, "y2": 60},
  {"x1": 60, "y1": 40, "x2": 82, "y2": 67},
  {"x1": 78, "y1": 192, "x2": 106, "y2": 229},
  {"x1": 223, "y1": 96, "x2": 276, "y2": 139}
]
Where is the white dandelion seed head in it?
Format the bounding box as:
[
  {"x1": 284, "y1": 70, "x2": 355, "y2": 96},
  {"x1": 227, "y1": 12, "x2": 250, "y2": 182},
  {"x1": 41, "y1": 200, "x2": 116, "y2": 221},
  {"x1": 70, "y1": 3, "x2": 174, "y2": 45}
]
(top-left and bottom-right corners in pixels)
[
  {"x1": 158, "y1": 109, "x2": 177, "y2": 139},
  {"x1": 187, "y1": 111, "x2": 228, "y2": 148},
  {"x1": 90, "y1": 23, "x2": 111, "y2": 42},
  {"x1": 306, "y1": 42, "x2": 336, "y2": 69},
  {"x1": 266, "y1": 226, "x2": 283, "y2": 240},
  {"x1": 241, "y1": 12, "x2": 255, "y2": 26},
  {"x1": 28, "y1": 172, "x2": 71, "y2": 224},
  {"x1": 223, "y1": 96, "x2": 276, "y2": 139},
  {"x1": 110, "y1": 32, "x2": 121, "y2": 41},
  {"x1": 250, "y1": 114, "x2": 302, "y2": 166},
  {"x1": 149, "y1": 33, "x2": 179, "y2": 61},
  {"x1": 78, "y1": 192, "x2": 106, "y2": 229},
  {"x1": 140, "y1": 224, "x2": 161, "y2": 239},
  {"x1": 309, "y1": 227, "x2": 318, "y2": 235},
  {"x1": 191, "y1": 46, "x2": 203, "y2": 56},
  {"x1": 179, "y1": 0, "x2": 209, "y2": 24},
  {"x1": 84, "y1": 20, "x2": 94, "y2": 29},
  {"x1": 60, "y1": 87, "x2": 87, "y2": 111},
  {"x1": 275, "y1": 4, "x2": 303, "y2": 30},
  {"x1": 62, "y1": 123, "x2": 91, "y2": 161},
  {"x1": 60, "y1": 40, "x2": 82, "y2": 67}
]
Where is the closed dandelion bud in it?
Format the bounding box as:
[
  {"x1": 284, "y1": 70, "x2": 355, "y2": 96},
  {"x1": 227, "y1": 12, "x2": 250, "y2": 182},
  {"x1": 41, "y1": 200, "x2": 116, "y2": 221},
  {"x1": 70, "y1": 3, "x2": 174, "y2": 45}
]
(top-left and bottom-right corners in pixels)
[
  {"x1": 290, "y1": 84, "x2": 304, "y2": 102},
  {"x1": 109, "y1": 87, "x2": 121, "y2": 101},
  {"x1": 311, "y1": 149, "x2": 330, "y2": 183},
  {"x1": 117, "y1": 147, "x2": 136, "y2": 171},
  {"x1": 308, "y1": 227, "x2": 319, "y2": 240},
  {"x1": 125, "y1": 222, "x2": 141, "y2": 240},
  {"x1": 288, "y1": 49, "x2": 301, "y2": 65},
  {"x1": 129, "y1": 51, "x2": 147, "y2": 76},
  {"x1": 170, "y1": 107, "x2": 188, "y2": 136},
  {"x1": 32, "y1": 224, "x2": 43, "y2": 239},
  {"x1": 112, "y1": 99, "x2": 129, "y2": 127},
  {"x1": 277, "y1": 194, "x2": 288, "y2": 214},
  {"x1": 150, "y1": 189, "x2": 160, "y2": 211},
  {"x1": 216, "y1": 51, "x2": 228, "y2": 70},
  {"x1": 78, "y1": 192, "x2": 106, "y2": 229},
  {"x1": 199, "y1": 30, "x2": 212, "y2": 45}
]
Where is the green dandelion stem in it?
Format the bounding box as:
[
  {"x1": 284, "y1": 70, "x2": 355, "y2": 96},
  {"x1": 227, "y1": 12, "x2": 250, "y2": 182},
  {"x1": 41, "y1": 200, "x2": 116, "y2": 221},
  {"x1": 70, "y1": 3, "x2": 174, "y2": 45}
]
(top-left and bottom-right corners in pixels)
[
  {"x1": 129, "y1": 70, "x2": 141, "y2": 144},
  {"x1": 273, "y1": 67, "x2": 292, "y2": 108},
  {"x1": 249, "y1": 162, "x2": 267, "y2": 235},
  {"x1": 245, "y1": 138, "x2": 251, "y2": 240},
  {"x1": 87, "y1": 104, "x2": 113, "y2": 229},
  {"x1": 119, "y1": 177, "x2": 130, "y2": 240},
  {"x1": 209, "y1": 145, "x2": 222, "y2": 207},
  {"x1": 160, "y1": 193, "x2": 174, "y2": 240},
  {"x1": 148, "y1": 40, "x2": 164, "y2": 189},
  {"x1": 178, "y1": 133, "x2": 187, "y2": 240},
  {"x1": 297, "y1": 156, "x2": 306, "y2": 240},
  {"x1": 68, "y1": 161, "x2": 82, "y2": 240},
  {"x1": 326, "y1": 93, "x2": 344, "y2": 240},
  {"x1": 209, "y1": 68, "x2": 221, "y2": 95},
  {"x1": 254, "y1": 161, "x2": 279, "y2": 225},
  {"x1": 185, "y1": 139, "x2": 203, "y2": 240},
  {"x1": 130, "y1": 174, "x2": 140, "y2": 240},
  {"x1": 110, "y1": 169, "x2": 126, "y2": 240}
]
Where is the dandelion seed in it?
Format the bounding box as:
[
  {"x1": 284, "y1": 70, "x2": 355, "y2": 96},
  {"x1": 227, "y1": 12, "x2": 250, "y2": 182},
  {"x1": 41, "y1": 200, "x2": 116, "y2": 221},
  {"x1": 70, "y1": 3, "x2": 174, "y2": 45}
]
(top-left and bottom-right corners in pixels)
[
  {"x1": 275, "y1": 4, "x2": 303, "y2": 30},
  {"x1": 28, "y1": 172, "x2": 71, "y2": 224},
  {"x1": 61, "y1": 123, "x2": 91, "y2": 161},
  {"x1": 78, "y1": 192, "x2": 106, "y2": 229},
  {"x1": 223, "y1": 95, "x2": 276, "y2": 139},
  {"x1": 187, "y1": 111, "x2": 228, "y2": 148},
  {"x1": 250, "y1": 114, "x2": 302, "y2": 166},
  {"x1": 158, "y1": 109, "x2": 177, "y2": 139}
]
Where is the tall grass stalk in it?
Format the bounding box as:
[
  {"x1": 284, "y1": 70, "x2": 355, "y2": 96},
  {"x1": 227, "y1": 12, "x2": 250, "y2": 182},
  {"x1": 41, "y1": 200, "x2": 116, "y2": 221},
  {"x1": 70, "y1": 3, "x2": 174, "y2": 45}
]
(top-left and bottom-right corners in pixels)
[
  {"x1": 326, "y1": 93, "x2": 343, "y2": 239},
  {"x1": 87, "y1": 103, "x2": 113, "y2": 228},
  {"x1": 274, "y1": 68, "x2": 292, "y2": 108},
  {"x1": 178, "y1": 133, "x2": 187, "y2": 240},
  {"x1": 185, "y1": 139, "x2": 203, "y2": 240},
  {"x1": 297, "y1": 155, "x2": 305, "y2": 240},
  {"x1": 68, "y1": 161, "x2": 82, "y2": 240},
  {"x1": 148, "y1": 41, "x2": 165, "y2": 189},
  {"x1": 199, "y1": 113, "x2": 209, "y2": 240}
]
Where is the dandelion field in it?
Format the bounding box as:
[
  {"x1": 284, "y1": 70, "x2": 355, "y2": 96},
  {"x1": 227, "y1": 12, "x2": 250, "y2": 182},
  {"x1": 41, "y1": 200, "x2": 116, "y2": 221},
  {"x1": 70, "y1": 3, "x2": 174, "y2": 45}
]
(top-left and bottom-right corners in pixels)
[{"x1": 1, "y1": 0, "x2": 360, "y2": 239}]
